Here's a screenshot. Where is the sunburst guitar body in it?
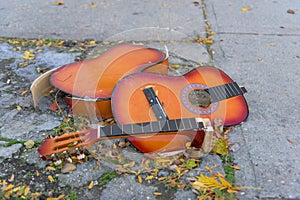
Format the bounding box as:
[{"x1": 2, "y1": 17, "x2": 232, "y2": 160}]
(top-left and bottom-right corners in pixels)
[{"x1": 111, "y1": 66, "x2": 249, "y2": 153}]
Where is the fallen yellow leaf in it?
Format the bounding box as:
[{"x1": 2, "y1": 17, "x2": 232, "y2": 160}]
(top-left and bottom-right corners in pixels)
[
  {"x1": 17, "y1": 105, "x2": 22, "y2": 111},
  {"x1": 231, "y1": 165, "x2": 241, "y2": 170},
  {"x1": 30, "y1": 192, "x2": 42, "y2": 199},
  {"x1": 145, "y1": 175, "x2": 154, "y2": 180},
  {"x1": 23, "y1": 51, "x2": 35, "y2": 60},
  {"x1": 89, "y1": 40, "x2": 96, "y2": 45},
  {"x1": 21, "y1": 90, "x2": 28, "y2": 95},
  {"x1": 158, "y1": 176, "x2": 167, "y2": 181},
  {"x1": 171, "y1": 64, "x2": 181, "y2": 69},
  {"x1": 123, "y1": 161, "x2": 135, "y2": 168},
  {"x1": 138, "y1": 175, "x2": 143, "y2": 184},
  {"x1": 88, "y1": 181, "x2": 94, "y2": 189},
  {"x1": 240, "y1": 6, "x2": 252, "y2": 12},
  {"x1": 48, "y1": 175, "x2": 55, "y2": 183},
  {"x1": 153, "y1": 192, "x2": 162, "y2": 195},
  {"x1": 265, "y1": 43, "x2": 277, "y2": 47},
  {"x1": 91, "y1": 3, "x2": 97, "y2": 8},
  {"x1": 205, "y1": 166, "x2": 213, "y2": 173},
  {"x1": 24, "y1": 186, "x2": 30, "y2": 196},
  {"x1": 46, "y1": 166, "x2": 56, "y2": 171},
  {"x1": 4, "y1": 184, "x2": 14, "y2": 191}
]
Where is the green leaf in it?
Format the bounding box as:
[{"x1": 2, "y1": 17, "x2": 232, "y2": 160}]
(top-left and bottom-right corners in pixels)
[
  {"x1": 184, "y1": 159, "x2": 197, "y2": 169},
  {"x1": 214, "y1": 139, "x2": 229, "y2": 155}
]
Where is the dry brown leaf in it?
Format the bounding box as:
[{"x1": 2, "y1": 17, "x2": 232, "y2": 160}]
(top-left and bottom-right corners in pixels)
[
  {"x1": 123, "y1": 161, "x2": 135, "y2": 168},
  {"x1": 61, "y1": 163, "x2": 76, "y2": 173},
  {"x1": 55, "y1": 1, "x2": 64, "y2": 6},
  {"x1": 50, "y1": 101, "x2": 59, "y2": 111},
  {"x1": 287, "y1": 138, "x2": 295, "y2": 144},
  {"x1": 287, "y1": 9, "x2": 295, "y2": 14},
  {"x1": 91, "y1": 3, "x2": 97, "y2": 8},
  {"x1": 8, "y1": 174, "x2": 14, "y2": 182},
  {"x1": 24, "y1": 140, "x2": 35, "y2": 149}
]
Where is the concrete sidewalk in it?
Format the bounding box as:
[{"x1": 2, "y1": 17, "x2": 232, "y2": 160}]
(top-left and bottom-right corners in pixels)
[
  {"x1": 0, "y1": 0, "x2": 206, "y2": 41},
  {"x1": 1, "y1": 0, "x2": 300, "y2": 199},
  {"x1": 206, "y1": 1, "x2": 300, "y2": 199}
]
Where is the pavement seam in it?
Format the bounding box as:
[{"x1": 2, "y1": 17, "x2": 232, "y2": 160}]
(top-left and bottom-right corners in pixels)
[
  {"x1": 216, "y1": 32, "x2": 300, "y2": 37},
  {"x1": 239, "y1": 126, "x2": 260, "y2": 198}
]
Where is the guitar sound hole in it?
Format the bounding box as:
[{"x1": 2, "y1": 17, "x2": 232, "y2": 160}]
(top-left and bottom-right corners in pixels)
[{"x1": 188, "y1": 89, "x2": 212, "y2": 108}]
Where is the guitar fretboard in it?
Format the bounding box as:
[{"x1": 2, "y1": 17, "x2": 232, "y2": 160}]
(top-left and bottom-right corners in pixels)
[
  {"x1": 205, "y1": 82, "x2": 247, "y2": 102},
  {"x1": 98, "y1": 118, "x2": 204, "y2": 138}
]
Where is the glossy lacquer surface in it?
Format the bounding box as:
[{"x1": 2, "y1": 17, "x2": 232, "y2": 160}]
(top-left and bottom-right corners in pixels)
[
  {"x1": 51, "y1": 44, "x2": 168, "y2": 99},
  {"x1": 112, "y1": 66, "x2": 249, "y2": 153}
]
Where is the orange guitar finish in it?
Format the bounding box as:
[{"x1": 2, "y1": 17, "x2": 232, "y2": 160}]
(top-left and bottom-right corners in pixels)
[
  {"x1": 112, "y1": 66, "x2": 249, "y2": 153},
  {"x1": 50, "y1": 44, "x2": 168, "y2": 118}
]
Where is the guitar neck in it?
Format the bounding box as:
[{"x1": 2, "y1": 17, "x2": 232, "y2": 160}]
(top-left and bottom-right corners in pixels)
[
  {"x1": 205, "y1": 82, "x2": 247, "y2": 103},
  {"x1": 97, "y1": 118, "x2": 205, "y2": 139}
]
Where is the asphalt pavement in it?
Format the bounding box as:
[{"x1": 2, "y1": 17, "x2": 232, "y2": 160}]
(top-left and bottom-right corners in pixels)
[{"x1": 1, "y1": 0, "x2": 300, "y2": 199}]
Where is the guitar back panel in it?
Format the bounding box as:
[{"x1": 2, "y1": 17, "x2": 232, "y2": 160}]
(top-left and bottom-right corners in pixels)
[{"x1": 51, "y1": 44, "x2": 168, "y2": 99}]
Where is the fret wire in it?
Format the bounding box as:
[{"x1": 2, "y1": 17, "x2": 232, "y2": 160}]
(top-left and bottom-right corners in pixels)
[
  {"x1": 180, "y1": 119, "x2": 185, "y2": 130},
  {"x1": 213, "y1": 86, "x2": 223, "y2": 100},
  {"x1": 233, "y1": 82, "x2": 243, "y2": 94},
  {"x1": 230, "y1": 82, "x2": 239, "y2": 95},
  {"x1": 158, "y1": 120, "x2": 162, "y2": 130},
  {"x1": 143, "y1": 122, "x2": 151, "y2": 134},
  {"x1": 227, "y1": 82, "x2": 237, "y2": 96},
  {"x1": 222, "y1": 84, "x2": 229, "y2": 98},
  {"x1": 210, "y1": 87, "x2": 221, "y2": 101},
  {"x1": 188, "y1": 118, "x2": 197, "y2": 129},
  {"x1": 205, "y1": 88, "x2": 215, "y2": 102},
  {"x1": 141, "y1": 123, "x2": 144, "y2": 133},
  {"x1": 224, "y1": 84, "x2": 233, "y2": 98},
  {"x1": 110, "y1": 126, "x2": 112, "y2": 135},
  {"x1": 98, "y1": 125, "x2": 101, "y2": 138},
  {"x1": 166, "y1": 120, "x2": 170, "y2": 131},
  {"x1": 150, "y1": 121, "x2": 153, "y2": 133},
  {"x1": 151, "y1": 121, "x2": 160, "y2": 132},
  {"x1": 133, "y1": 123, "x2": 142, "y2": 134},
  {"x1": 213, "y1": 86, "x2": 224, "y2": 101},
  {"x1": 174, "y1": 119, "x2": 179, "y2": 130},
  {"x1": 187, "y1": 118, "x2": 193, "y2": 129},
  {"x1": 216, "y1": 85, "x2": 227, "y2": 100},
  {"x1": 182, "y1": 118, "x2": 190, "y2": 129},
  {"x1": 160, "y1": 120, "x2": 169, "y2": 132},
  {"x1": 168, "y1": 120, "x2": 177, "y2": 132},
  {"x1": 220, "y1": 84, "x2": 230, "y2": 99}
]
